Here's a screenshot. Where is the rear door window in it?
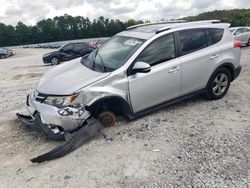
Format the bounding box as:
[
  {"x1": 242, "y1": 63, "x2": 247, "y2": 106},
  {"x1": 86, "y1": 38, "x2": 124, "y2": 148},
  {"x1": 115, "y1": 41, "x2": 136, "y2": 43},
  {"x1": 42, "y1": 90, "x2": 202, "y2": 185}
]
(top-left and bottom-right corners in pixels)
[
  {"x1": 207, "y1": 28, "x2": 224, "y2": 45},
  {"x1": 178, "y1": 29, "x2": 208, "y2": 55},
  {"x1": 242, "y1": 28, "x2": 249, "y2": 33}
]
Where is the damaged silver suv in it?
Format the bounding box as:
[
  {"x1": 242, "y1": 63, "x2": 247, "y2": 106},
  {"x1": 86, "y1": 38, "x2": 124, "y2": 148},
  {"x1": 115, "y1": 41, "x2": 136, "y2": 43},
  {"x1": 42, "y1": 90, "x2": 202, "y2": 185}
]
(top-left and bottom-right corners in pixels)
[{"x1": 17, "y1": 20, "x2": 241, "y2": 140}]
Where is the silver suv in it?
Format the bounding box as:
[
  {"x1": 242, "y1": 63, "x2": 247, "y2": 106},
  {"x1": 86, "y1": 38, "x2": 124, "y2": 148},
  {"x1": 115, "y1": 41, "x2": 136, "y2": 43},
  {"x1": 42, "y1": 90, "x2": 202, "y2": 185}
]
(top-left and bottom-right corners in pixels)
[{"x1": 17, "y1": 20, "x2": 241, "y2": 139}]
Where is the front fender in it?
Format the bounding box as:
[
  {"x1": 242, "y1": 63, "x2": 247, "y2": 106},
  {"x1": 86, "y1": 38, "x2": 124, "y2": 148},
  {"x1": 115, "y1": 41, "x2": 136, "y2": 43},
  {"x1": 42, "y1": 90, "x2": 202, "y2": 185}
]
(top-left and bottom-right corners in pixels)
[{"x1": 74, "y1": 86, "x2": 129, "y2": 107}]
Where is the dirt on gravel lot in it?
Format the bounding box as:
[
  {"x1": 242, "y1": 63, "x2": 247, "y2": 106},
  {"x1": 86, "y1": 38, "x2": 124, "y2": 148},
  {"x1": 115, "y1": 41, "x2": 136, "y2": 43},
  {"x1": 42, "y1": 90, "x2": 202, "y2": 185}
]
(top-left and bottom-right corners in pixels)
[{"x1": 0, "y1": 48, "x2": 249, "y2": 187}]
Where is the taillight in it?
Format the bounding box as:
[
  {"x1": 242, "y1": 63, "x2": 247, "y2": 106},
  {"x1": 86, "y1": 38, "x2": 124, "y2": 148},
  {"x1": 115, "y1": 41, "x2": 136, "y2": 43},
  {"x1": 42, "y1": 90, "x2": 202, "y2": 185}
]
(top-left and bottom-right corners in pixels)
[{"x1": 234, "y1": 41, "x2": 241, "y2": 48}]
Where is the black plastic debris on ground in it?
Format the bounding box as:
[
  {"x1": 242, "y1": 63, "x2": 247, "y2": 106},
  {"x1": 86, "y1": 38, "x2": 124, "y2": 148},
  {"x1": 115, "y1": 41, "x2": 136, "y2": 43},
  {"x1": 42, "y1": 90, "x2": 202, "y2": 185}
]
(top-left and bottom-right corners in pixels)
[
  {"x1": 31, "y1": 118, "x2": 103, "y2": 163},
  {"x1": 16, "y1": 113, "x2": 103, "y2": 163}
]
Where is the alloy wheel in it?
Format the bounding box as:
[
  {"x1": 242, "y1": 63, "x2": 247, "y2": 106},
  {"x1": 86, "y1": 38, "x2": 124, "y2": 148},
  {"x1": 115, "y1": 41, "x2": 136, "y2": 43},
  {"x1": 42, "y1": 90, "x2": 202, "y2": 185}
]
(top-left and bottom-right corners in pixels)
[
  {"x1": 212, "y1": 73, "x2": 229, "y2": 96},
  {"x1": 51, "y1": 57, "x2": 59, "y2": 65}
]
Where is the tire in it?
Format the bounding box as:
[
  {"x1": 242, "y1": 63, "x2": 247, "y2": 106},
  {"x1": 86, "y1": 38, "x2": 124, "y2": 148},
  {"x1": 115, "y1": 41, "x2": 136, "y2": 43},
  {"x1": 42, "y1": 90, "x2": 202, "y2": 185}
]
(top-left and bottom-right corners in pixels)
[
  {"x1": 50, "y1": 57, "x2": 60, "y2": 65},
  {"x1": 205, "y1": 68, "x2": 231, "y2": 100}
]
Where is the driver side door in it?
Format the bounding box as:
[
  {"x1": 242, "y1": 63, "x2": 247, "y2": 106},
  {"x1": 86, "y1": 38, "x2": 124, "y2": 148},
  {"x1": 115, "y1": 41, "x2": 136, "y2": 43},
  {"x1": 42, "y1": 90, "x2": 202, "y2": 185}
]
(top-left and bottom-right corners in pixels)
[{"x1": 128, "y1": 33, "x2": 181, "y2": 113}]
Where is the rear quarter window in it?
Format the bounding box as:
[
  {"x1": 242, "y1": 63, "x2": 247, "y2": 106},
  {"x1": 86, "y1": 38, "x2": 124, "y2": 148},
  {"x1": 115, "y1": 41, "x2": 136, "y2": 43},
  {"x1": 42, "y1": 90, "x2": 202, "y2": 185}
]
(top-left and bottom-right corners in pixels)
[{"x1": 207, "y1": 28, "x2": 224, "y2": 45}]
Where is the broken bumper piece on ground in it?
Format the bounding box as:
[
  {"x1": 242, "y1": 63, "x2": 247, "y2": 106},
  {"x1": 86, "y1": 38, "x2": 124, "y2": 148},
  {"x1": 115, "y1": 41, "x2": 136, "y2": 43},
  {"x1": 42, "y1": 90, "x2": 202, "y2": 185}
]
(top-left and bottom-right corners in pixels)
[
  {"x1": 16, "y1": 113, "x2": 103, "y2": 163},
  {"x1": 31, "y1": 118, "x2": 103, "y2": 163}
]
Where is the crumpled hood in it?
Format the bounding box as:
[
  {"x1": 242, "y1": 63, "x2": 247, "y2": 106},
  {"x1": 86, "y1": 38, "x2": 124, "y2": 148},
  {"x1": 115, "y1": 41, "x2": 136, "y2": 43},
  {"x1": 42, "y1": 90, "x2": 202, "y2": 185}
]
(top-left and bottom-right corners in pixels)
[{"x1": 36, "y1": 58, "x2": 110, "y2": 95}]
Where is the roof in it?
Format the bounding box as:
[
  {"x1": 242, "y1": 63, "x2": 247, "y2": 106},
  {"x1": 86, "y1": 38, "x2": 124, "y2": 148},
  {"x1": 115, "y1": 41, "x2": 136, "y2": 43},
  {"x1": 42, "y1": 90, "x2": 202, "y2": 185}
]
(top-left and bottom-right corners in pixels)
[{"x1": 117, "y1": 20, "x2": 229, "y2": 39}]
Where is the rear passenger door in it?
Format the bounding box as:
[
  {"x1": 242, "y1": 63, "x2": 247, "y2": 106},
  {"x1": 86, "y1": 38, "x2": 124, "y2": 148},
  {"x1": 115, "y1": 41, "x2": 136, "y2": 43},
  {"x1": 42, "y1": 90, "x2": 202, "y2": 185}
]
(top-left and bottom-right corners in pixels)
[{"x1": 177, "y1": 28, "x2": 224, "y2": 95}]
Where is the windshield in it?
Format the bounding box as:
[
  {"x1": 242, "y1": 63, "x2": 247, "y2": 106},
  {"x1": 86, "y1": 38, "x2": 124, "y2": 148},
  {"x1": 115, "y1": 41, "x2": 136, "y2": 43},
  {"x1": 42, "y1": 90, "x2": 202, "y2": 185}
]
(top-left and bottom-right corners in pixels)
[{"x1": 81, "y1": 36, "x2": 145, "y2": 72}]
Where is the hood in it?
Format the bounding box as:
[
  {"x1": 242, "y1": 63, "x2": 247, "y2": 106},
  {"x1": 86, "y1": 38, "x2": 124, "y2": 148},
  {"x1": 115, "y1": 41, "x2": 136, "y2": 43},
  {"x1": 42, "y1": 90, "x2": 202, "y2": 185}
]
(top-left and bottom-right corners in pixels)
[{"x1": 36, "y1": 58, "x2": 110, "y2": 95}]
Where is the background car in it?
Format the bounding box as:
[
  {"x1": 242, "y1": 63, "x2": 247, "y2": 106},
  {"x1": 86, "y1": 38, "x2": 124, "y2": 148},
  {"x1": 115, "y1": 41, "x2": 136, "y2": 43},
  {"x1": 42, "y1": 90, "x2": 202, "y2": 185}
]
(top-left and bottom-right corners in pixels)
[
  {"x1": 7, "y1": 48, "x2": 15, "y2": 56},
  {"x1": 42, "y1": 42, "x2": 93, "y2": 65},
  {"x1": 0, "y1": 48, "x2": 8, "y2": 59},
  {"x1": 230, "y1": 27, "x2": 250, "y2": 46}
]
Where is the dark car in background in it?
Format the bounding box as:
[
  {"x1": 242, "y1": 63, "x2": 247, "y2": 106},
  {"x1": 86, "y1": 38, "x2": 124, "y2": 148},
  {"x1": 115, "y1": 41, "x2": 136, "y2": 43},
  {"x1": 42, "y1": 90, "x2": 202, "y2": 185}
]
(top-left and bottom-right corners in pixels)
[
  {"x1": 0, "y1": 48, "x2": 8, "y2": 59},
  {"x1": 42, "y1": 42, "x2": 93, "y2": 65},
  {"x1": 0, "y1": 48, "x2": 15, "y2": 59}
]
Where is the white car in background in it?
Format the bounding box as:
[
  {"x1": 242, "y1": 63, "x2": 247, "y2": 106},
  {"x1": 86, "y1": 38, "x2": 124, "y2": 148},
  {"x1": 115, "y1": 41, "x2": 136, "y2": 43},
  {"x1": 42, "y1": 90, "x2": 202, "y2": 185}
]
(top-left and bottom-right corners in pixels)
[{"x1": 230, "y1": 27, "x2": 250, "y2": 46}]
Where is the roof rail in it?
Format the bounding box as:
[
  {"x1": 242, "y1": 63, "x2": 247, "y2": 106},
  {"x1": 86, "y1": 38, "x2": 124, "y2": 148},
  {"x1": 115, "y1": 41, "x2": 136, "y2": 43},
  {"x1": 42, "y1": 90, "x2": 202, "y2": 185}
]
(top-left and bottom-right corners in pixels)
[
  {"x1": 186, "y1": 20, "x2": 221, "y2": 24},
  {"x1": 155, "y1": 20, "x2": 221, "y2": 34},
  {"x1": 126, "y1": 20, "x2": 187, "y2": 30}
]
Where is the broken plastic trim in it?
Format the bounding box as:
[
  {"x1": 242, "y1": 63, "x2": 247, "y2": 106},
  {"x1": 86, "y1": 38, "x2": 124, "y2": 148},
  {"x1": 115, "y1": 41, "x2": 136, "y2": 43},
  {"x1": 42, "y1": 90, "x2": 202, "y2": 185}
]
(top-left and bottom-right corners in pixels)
[
  {"x1": 31, "y1": 118, "x2": 103, "y2": 163},
  {"x1": 16, "y1": 113, "x2": 65, "y2": 141}
]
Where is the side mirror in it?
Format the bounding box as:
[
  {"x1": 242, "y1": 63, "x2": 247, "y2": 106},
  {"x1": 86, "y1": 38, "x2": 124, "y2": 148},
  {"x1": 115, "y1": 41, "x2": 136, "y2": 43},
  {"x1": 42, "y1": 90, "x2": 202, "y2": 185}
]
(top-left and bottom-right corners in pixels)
[{"x1": 132, "y1": 61, "x2": 151, "y2": 74}]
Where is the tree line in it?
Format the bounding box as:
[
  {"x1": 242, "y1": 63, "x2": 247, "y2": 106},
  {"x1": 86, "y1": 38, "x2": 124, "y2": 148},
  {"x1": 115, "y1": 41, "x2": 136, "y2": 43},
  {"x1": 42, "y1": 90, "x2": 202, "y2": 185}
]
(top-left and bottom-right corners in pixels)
[
  {"x1": 185, "y1": 9, "x2": 250, "y2": 26},
  {"x1": 1, "y1": 9, "x2": 250, "y2": 47},
  {"x1": 0, "y1": 15, "x2": 141, "y2": 47}
]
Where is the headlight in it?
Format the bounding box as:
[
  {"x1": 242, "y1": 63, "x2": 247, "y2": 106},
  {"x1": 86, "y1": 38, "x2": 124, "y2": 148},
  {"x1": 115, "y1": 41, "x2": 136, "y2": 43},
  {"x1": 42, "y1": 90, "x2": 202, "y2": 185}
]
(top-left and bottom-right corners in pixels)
[{"x1": 43, "y1": 94, "x2": 79, "y2": 108}]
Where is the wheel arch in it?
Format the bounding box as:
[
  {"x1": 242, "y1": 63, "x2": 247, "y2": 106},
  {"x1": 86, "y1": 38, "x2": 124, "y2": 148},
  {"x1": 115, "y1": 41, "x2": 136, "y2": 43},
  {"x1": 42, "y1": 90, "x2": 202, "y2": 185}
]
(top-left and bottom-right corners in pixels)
[
  {"x1": 50, "y1": 55, "x2": 61, "y2": 62},
  {"x1": 212, "y1": 62, "x2": 235, "y2": 82},
  {"x1": 85, "y1": 96, "x2": 133, "y2": 119}
]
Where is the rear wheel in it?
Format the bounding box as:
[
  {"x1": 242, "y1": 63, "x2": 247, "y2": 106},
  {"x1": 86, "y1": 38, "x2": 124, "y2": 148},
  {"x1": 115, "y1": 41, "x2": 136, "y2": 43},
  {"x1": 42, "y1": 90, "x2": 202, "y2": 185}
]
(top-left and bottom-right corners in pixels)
[
  {"x1": 98, "y1": 111, "x2": 117, "y2": 128},
  {"x1": 50, "y1": 57, "x2": 60, "y2": 65},
  {"x1": 205, "y1": 68, "x2": 231, "y2": 100}
]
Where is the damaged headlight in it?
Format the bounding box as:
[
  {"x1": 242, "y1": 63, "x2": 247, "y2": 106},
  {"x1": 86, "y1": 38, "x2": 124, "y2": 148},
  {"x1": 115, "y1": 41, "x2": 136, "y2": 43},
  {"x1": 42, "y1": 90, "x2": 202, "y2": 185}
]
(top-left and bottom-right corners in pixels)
[{"x1": 43, "y1": 94, "x2": 79, "y2": 108}]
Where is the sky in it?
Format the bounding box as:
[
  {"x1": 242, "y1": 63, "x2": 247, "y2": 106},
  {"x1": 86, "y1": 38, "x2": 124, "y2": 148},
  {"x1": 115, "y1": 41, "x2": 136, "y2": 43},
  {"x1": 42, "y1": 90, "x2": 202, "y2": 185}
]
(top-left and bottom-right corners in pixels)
[{"x1": 0, "y1": 0, "x2": 249, "y2": 26}]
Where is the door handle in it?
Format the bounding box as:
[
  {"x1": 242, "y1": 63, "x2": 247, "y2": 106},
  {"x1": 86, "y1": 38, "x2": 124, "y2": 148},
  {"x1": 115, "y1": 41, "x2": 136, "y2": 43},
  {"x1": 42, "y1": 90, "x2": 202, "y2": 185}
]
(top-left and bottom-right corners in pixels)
[
  {"x1": 210, "y1": 54, "x2": 219, "y2": 59},
  {"x1": 168, "y1": 66, "x2": 180, "y2": 73}
]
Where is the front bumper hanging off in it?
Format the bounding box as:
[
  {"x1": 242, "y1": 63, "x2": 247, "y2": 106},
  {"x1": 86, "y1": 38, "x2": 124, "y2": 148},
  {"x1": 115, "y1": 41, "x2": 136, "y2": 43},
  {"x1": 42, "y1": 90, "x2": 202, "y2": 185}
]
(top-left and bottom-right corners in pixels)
[
  {"x1": 16, "y1": 112, "x2": 104, "y2": 163},
  {"x1": 16, "y1": 92, "x2": 106, "y2": 163},
  {"x1": 31, "y1": 118, "x2": 103, "y2": 163},
  {"x1": 16, "y1": 112, "x2": 65, "y2": 141}
]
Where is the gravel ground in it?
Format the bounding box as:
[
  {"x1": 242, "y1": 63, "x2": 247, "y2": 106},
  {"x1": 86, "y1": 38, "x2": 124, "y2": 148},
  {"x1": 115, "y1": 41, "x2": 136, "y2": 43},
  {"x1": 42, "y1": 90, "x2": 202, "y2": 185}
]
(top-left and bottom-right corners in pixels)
[{"x1": 0, "y1": 48, "x2": 249, "y2": 187}]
